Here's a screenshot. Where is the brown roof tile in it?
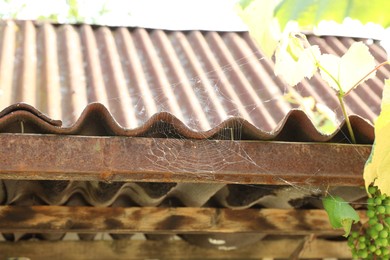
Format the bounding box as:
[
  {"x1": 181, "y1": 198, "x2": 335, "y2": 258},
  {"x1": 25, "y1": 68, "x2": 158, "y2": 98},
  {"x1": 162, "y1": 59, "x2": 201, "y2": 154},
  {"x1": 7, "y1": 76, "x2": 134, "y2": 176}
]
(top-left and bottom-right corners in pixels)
[
  {"x1": 0, "y1": 20, "x2": 386, "y2": 132},
  {"x1": 0, "y1": 102, "x2": 374, "y2": 143}
]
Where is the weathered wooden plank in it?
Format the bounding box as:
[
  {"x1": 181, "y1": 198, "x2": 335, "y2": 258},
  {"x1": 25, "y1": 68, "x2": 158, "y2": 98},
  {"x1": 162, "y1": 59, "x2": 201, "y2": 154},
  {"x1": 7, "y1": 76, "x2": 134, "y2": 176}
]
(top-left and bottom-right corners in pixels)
[
  {"x1": 0, "y1": 134, "x2": 371, "y2": 185},
  {"x1": 0, "y1": 206, "x2": 367, "y2": 235},
  {"x1": 0, "y1": 238, "x2": 352, "y2": 259}
]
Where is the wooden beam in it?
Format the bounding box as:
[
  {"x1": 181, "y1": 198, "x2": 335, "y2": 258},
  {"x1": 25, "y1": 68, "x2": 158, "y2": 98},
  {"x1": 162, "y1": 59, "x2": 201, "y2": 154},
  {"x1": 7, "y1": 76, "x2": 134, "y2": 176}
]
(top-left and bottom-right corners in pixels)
[
  {"x1": 0, "y1": 239, "x2": 352, "y2": 259},
  {"x1": 0, "y1": 134, "x2": 371, "y2": 185},
  {"x1": 0, "y1": 206, "x2": 367, "y2": 235}
]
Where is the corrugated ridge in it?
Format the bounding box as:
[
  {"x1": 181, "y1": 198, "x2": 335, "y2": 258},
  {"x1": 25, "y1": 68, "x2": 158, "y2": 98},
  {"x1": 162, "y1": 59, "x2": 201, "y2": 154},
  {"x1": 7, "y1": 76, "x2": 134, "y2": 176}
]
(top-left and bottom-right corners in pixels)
[
  {"x1": 1, "y1": 180, "x2": 363, "y2": 210},
  {"x1": 0, "y1": 20, "x2": 386, "y2": 133},
  {"x1": 0, "y1": 102, "x2": 374, "y2": 143}
]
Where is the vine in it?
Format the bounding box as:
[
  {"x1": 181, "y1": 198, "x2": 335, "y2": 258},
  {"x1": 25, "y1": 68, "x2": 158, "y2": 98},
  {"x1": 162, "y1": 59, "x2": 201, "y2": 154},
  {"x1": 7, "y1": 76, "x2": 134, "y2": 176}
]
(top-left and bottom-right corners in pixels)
[
  {"x1": 237, "y1": 0, "x2": 390, "y2": 258},
  {"x1": 349, "y1": 186, "x2": 390, "y2": 259}
]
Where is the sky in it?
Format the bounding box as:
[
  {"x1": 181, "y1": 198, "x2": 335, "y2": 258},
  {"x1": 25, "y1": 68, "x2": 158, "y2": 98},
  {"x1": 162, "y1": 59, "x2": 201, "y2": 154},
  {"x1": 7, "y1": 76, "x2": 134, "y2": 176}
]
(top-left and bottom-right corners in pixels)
[
  {"x1": 0, "y1": 0, "x2": 247, "y2": 31},
  {"x1": 1, "y1": 0, "x2": 390, "y2": 42}
]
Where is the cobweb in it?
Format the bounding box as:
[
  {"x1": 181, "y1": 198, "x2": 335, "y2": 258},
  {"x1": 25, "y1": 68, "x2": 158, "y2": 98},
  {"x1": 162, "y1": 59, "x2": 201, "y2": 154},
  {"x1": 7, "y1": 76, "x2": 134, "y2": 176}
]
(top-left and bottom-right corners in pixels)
[
  {"x1": 1, "y1": 28, "x2": 381, "y2": 249},
  {"x1": 4, "y1": 27, "x2": 381, "y2": 210},
  {"x1": 93, "y1": 31, "x2": 376, "y2": 208}
]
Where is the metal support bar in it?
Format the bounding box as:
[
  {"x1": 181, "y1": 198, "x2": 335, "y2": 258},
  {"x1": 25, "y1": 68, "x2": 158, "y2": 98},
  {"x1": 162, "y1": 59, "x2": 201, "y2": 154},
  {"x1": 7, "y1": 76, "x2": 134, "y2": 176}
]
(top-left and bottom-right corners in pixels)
[{"x1": 0, "y1": 134, "x2": 371, "y2": 185}]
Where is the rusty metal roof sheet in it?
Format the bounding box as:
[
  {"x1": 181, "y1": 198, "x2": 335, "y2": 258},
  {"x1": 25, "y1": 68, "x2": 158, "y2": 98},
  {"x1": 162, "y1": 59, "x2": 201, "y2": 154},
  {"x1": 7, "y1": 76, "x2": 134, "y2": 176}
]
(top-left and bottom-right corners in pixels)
[
  {"x1": 0, "y1": 20, "x2": 387, "y2": 133},
  {"x1": 0, "y1": 102, "x2": 374, "y2": 143}
]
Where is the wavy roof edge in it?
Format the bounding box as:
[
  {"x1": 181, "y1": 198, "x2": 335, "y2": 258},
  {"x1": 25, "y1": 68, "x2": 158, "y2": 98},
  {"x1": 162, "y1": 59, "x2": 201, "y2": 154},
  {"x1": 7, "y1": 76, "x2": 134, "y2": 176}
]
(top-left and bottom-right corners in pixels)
[{"x1": 0, "y1": 103, "x2": 374, "y2": 143}]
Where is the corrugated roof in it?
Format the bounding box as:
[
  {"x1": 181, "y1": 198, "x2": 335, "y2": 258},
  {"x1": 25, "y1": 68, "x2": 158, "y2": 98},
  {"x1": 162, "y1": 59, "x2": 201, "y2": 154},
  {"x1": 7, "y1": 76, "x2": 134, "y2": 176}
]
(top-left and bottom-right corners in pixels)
[
  {"x1": 0, "y1": 20, "x2": 387, "y2": 132},
  {"x1": 0, "y1": 20, "x2": 382, "y2": 258},
  {"x1": 0, "y1": 102, "x2": 374, "y2": 143}
]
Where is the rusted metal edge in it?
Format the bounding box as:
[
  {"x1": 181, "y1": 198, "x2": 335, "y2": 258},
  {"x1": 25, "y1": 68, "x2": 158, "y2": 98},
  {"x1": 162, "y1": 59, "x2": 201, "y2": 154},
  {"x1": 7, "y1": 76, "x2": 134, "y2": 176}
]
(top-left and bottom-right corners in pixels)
[
  {"x1": 0, "y1": 206, "x2": 368, "y2": 235},
  {"x1": 0, "y1": 134, "x2": 371, "y2": 185},
  {"x1": 0, "y1": 102, "x2": 374, "y2": 143},
  {"x1": 0, "y1": 103, "x2": 62, "y2": 126}
]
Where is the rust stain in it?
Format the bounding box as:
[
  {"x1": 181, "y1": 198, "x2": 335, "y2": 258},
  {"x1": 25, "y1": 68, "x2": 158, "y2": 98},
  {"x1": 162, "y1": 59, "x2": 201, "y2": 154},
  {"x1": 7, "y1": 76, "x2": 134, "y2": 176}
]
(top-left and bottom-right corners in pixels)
[
  {"x1": 34, "y1": 222, "x2": 56, "y2": 230},
  {"x1": 0, "y1": 206, "x2": 36, "y2": 223},
  {"x1": 104, "y1": 218, "x2": 124, "y2": 229},
  {"x1": 224, "y1": 209, "x2": 276, "y2": 232},
  {"x1": 292, "y1": 210, "x2": 313, "y2": 231},
  {"x1": 68, "y1": 222, "x2": 93, "y2": 230},
  {"x1": 99, "y1": 172, "x2": 114, "y2": 182},
  {"x1": 157, "y1": 215, "x2": 195, "y2": 231}
]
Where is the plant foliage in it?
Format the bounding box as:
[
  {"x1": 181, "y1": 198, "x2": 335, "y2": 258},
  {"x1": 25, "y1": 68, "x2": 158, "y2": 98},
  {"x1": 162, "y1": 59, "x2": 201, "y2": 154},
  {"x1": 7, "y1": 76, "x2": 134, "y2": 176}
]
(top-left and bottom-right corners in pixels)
[
  {"x1": 364, "y1": 79, "x2": 390, "y2": 196},
  {"x1": 322, "y1": 195, "x2": 360, "y2": 237},
  {"x1": 237, "y1": 0, "x2": 390, "y2": 249},
  {"x1": 274, "y1": 0, "x2": 390, "y2": 31}
]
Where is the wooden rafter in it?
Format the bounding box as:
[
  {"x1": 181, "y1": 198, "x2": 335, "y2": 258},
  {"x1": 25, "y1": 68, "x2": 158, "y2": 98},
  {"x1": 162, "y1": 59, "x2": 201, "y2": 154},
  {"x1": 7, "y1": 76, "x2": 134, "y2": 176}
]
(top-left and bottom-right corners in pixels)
[
  {"x1": 0, "y1": 239, "x2": 353, "y2": 259},
  {"x1": 0, "y1": 206, "x2": 367, "y2": 235}
]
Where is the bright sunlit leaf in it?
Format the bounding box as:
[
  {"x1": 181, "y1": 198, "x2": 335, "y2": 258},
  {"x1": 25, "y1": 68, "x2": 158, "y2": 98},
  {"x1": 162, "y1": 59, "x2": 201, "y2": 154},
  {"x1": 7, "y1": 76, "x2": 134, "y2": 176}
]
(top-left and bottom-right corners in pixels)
[
  {"x1": 240, "y1": 0, "x2": 390, "y2": 60},
  {"x1": 275, "y1": 0, "x2": 390, "y2": 31},
  {"x1": 322, "y1": 196, "x2": 360, "y2": 237},
  {"x1": 318, "y1": 42, "x2": 376, "y2": 93},
  {"x1": 314, "y1": 103, "x2": 338, "y2": 134},
  {"x1": 236, "y1": 0, "x2": 281, "y2": 57},
  {"x1": 364, "y1": 79, "x2": 390, "y2": 195},
  {"x1": 274, "y1": 33, "x2": 320, "y2": 86}
]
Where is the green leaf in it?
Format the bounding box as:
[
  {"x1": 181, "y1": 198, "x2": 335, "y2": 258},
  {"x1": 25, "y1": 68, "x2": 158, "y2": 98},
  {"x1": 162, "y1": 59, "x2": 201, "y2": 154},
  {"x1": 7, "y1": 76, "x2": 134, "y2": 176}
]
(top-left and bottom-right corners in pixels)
[
  {"x1": 364, "y1": 79, "x2": 390, "y2": 195},
  {"x1": 322, "y1": 196, "x2": 360, "y2": 237},
  {"x1": 318, "y1": 42, "x2": 376, "y2": 93},
  {"x1": 236, "y1": 0, "x2": 281, "y2": 57},
  {"x1": 238, "y1": 0, "x2": 390, "y2": 60},
  {"x1": 238, "y1": 0, "x2": 254, "y2": 9},
  {"x1": 275, "y1": 0, "x2": 390, "y2": 31},
  {"x1": 274, "y1": 33, "x2": 321, "y2": 86}
]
